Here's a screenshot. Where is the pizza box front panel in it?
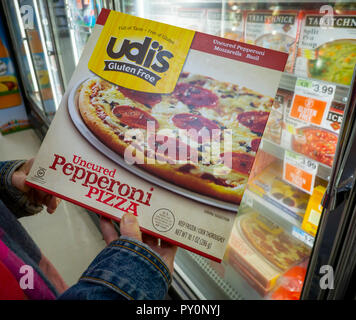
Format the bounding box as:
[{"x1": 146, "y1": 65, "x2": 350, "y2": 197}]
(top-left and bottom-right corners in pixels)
[{"x1": 26, "y1": 9, "x2": 288, "y2": 261}]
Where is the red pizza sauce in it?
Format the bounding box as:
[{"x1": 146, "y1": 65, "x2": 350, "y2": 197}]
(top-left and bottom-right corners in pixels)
[
  {"x1": 112, "y1": 105, "x2": 158, "y2": 129},
  {"x1": 292, "y1": 127, "x2": 338, "y2": 167},
  {"x1": 173, "y1": 83, "x2": 218, "y2": 108},
  {"x1": 237, "y1": 111, "x2": 270, "y2": 135},
  {"x1": 221, "y1": 152, "x2": 255, "y2": 175}
]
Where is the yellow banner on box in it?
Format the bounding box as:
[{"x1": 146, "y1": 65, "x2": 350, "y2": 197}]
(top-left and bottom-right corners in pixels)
[{"x1": 88, "y1": 11, "x2": 195, "y2": 94}]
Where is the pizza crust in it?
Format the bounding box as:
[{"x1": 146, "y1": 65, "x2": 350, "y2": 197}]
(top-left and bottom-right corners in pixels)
[{"x1": 78, "y1": 79, "x2": 128, "y2": 157}]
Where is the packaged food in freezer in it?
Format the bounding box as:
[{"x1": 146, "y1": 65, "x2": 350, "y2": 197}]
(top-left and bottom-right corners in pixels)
[
  {"x1": 244, "y1": 10, "x2": 302, "y2": 73},
  {"x1": 295, "y1": 10, "x2": 356, "y2": 85},
  {"x1": 248, "y1": 163, "x2": 310, "y2": 220},
  {"x1": 301, "y1": 185, "x2": 326, "y2": 237},
  {"x1": 222, "y1": 10, "x2": 245, "y2": 41},
  {"x1": 226, "y1": 212, "x2": 310, "y2": 296}
]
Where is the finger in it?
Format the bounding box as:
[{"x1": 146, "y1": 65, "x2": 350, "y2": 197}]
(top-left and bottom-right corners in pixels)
[
  {"x1": 12, "y1": 169, "x2": 30, "y2": 193},
  {"x1": 13, "y1": 159, "x2": 34, "y2": 192},
  {"x1": 100, "y1": 217, "x2": 119, "y2": 245},
  {"x1": 32, "y1": 190, "x2": 46, "y2": 207},
  {"x1": 160, "y1": 241, "x2": 178, "y2": 260},
  {"x1": 142, "y1": 233, "x2": 159, "y2": 248},
  {"x1": 46, "y1": 196, "x2": 61, "y2": 214},
  {"x1": 27, "y1": 189, "x2": 37, "y2": 205},
  {"x1": 160, "y1": 240, "x2": 178, "y2": 251},
  {"x1": 159, "y1": 241, "x2": 178, "y2": 274},
  {"x1": 120, "y1": 213, "x2": 142, "y2": 242}
]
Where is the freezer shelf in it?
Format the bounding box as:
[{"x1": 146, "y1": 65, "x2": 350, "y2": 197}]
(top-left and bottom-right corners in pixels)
[{"x1": 260, "y1": 138, "x2": 332, "y2": 181}]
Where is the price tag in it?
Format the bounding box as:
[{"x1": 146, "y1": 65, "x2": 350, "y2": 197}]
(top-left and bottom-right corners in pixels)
[
  {"x1": 289, "y1": 78, "x2": 336, "y2": 127},
  {"x1": 283, "y1": 150, "x2": 318, "y2": 194},
  {"x1": 292, "y1": 226, "x2": 314, "y2": 247}
]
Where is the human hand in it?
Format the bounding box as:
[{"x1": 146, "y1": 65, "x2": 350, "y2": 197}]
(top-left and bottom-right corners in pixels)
[
  {"x1": 100, "y1": 214, "x2": 177, "y2": 274},
  {"x1": 11, "y1": 158, "x2": 61, "y2": 214}
]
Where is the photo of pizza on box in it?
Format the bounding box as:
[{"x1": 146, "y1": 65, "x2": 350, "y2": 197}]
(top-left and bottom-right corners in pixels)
[{"x1": 73, "y1": 72, "x2": 274, "y2": 205}]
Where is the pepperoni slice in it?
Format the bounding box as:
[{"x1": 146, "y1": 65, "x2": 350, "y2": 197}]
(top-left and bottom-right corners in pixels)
[
  {"x1": 221, "y1": 152, "x2": 255, "y2": 175},
  {"x1": 112, "y1": 105, "x2": 158, "y2": 129},
  {"x1": 173, "y1": 83, "x2": 218, "y2": 108},
  {"x1": 237, "y1": 111, "x2": 269, "y2": 134},
  {"x1": 117, "y1": 86, "x2": 162, "y2": 107},
  {"x1": 172, "y1": 113, "x2": 220, "y2": 132},
  {"x1": 147, "y1": 134, "x2": 192, "y2": 162},
  {"x1": 251, "y1": 138, "x2": 261, "y2": 152},
  {"x1": 172, "y1": 113, "x2": 220, "y2": 143}
]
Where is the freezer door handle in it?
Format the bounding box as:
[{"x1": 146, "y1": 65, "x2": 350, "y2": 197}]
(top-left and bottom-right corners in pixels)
[{"x1": 329, "y1": 174, "x2": 354, "y2": 210}]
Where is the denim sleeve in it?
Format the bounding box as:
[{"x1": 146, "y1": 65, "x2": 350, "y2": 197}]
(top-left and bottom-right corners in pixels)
[
  {"x1": 0, "y1": 160, "x2": 43, "y2": 218},
  {"x1": 58, "y1": 236, "x2": 172, "y2": 300}
]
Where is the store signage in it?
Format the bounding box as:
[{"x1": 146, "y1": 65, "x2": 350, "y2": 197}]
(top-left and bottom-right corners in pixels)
[
  {"x1": 289, "y1": 78, "x2": 336, "y2": 127},
  {"x1": 283, "y1": 150, "x2": 318, "y2": 194}
]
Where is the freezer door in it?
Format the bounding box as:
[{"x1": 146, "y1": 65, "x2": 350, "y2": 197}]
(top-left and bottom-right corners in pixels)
[
  {"x1": 63, "y1": 0, "x2": 104, "y2": 66},
  {"x1": 46, "y1": 0, "x2": 76, "y2": 88},
  {"x1": 2, "y1": 0, "x2": 43, "y2": 112},
  {"x1": 301, "y1": 72, "x2": 356, "y2": 300},
  {"x1": 4, "y1": 0, "x2": 66, "y2": 120},
  {"x1": 116, "y1": 0, "x2": 356, "y2": 300}
]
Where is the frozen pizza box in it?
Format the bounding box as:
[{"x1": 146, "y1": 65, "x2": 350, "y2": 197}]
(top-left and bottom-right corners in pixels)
[
  {"x1": 225, "y1": 212, "x2": 311, "y2": 296},
  {"x1": 26, "y1": 9, "x2": 288, "y2": 262},
  {"x1": 244, "y1": 10, "x2": 302, "y2": 73},
  {"x1": 295, "y1": 10, "x2": 356, "y2": 86}
]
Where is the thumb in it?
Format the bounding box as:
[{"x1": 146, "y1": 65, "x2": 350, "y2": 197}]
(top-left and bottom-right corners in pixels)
[
  {"x1": 120, "y1": 213, "x2": 142, "y2": 242},
  {"x1": 12, "y1": 158, "x2": 34, "y2": 192}
]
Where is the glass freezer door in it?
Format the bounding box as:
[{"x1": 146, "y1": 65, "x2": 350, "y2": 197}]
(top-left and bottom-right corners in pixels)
[
  {"x1": 2, "y1": 0, "x2": 43, "y2": 112},
  {"x1": 64, "y1": 0, "x2": 104, "y2": 65},
  {"x1": 118, "y1": 0, "x2": 356, "y2": 300},
  {"x1": 46, "y1": 0, "x2": 77, "y2": 88},
  {"x1": 4, "y1": 0, "x2": 66, "y2": 120}
]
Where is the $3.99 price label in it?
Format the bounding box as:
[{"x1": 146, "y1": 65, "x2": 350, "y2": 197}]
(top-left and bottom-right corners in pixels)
[
  {"x1": 283, "y1": 150, "x2": 318, "y2": 194},
  {"x1": 289, "y1": 78, "x2": 336, "y2": 127}
]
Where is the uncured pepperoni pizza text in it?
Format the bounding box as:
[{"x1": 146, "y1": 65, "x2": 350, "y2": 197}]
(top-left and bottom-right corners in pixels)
[{"x1": 48, "y1": 154, "x2": 154, "y2": 216}]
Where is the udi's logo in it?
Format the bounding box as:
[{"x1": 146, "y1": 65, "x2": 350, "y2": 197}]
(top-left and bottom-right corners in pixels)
[
  {"x1": 104, "y1": 36, "x2": 173, "y2": 85},
  {"x1": 89, "y1": 11, "x2": 195, "y2": 94}
]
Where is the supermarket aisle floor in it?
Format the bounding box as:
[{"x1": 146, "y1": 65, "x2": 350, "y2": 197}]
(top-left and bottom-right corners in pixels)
[{"x1": 0, "y1": 129, "x2": 106, "y2": 287}]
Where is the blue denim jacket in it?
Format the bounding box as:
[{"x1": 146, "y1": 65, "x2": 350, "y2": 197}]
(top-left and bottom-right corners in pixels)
[
  {"x1": 59, "y1": 236, "x2": 172, "y2": 300},
  {"x1": 1, "y1": 160, "x2": 171, "y2": 300}
]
